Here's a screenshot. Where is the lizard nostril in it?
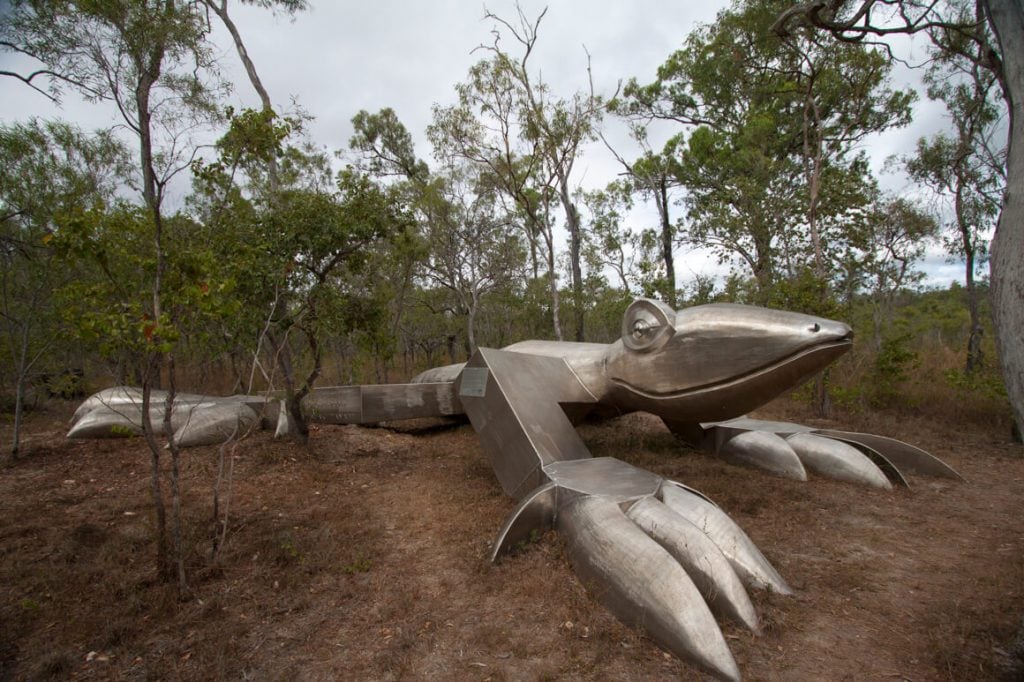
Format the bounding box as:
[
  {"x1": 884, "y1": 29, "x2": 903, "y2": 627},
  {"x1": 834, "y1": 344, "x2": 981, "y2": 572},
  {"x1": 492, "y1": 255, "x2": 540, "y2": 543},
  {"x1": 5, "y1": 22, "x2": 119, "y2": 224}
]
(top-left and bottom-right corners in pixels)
[{"x1": 809, "y1": 323, "x2": 820, "y2": 332}]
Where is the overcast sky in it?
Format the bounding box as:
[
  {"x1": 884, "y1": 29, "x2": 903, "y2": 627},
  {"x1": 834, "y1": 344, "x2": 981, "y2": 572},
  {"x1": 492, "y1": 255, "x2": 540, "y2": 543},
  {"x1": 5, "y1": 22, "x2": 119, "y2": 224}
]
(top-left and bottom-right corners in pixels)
[{"x1": 0, "y1": 0, "x2": 964, "y2": 287}]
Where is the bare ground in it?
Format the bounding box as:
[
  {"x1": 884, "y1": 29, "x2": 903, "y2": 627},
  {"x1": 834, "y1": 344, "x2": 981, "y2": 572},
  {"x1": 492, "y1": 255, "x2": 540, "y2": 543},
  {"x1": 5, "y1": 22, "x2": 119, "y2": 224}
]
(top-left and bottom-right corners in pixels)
[{"x1": 1, "y1": 400, "x2": 1022, "y2": 681}]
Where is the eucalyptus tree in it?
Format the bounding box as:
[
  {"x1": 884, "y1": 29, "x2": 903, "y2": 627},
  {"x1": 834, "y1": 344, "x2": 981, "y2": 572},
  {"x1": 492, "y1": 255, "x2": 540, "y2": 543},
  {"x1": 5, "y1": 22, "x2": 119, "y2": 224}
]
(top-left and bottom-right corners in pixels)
[
  {"x1": 429, "y1": 60, "x2": 564, "y2": 339},
  {"x1": 580, "y1": 181, "x2": 662, "y2": 297},
  {"x1": 765, "y1": 4, "x2": 917, "y2": 284},
  {"x1": 0, "y1": 120, "x2": 131, "y2": 460},
  {"x1": 351, "y1": 108, "x2": 531, "y2": 359},
  {"x1": 1, "y1": 0, "x2": 228, "y2": 589},
  {"x1": 617, "y1": 2, "x2": 806, "y2": 300},
  {"x1": 873, "y1": 196, "x2": 936, "y2": 315},
  {"x1": 429, "y1": 7, "x2": 605, "y2": 341},
  {"x1": 838, "y1": 194, "x2": 936, "y2": 347},
  {"x1": 616, "y1": 0, "x2": 912, "y2": 308},
  {"x1": 478, "y1": 7, "x2": 606, "y2": 341},
  {"x1": 200, "y1": 0, "x2": 309, "y2": 204},
  {"x1": 350, "y1": 107, "x2": 443, "y2": 367},
  {"x1": 775, "y1": 0, "x2": 1024, "y2": 443},
  {"x1": 602, "y1": 127, "x2": 686, "y2": 307},
  {"x1": 350, "y1": 107, "x2": 430, "y2": 183},
  {"x1": 200, "y1": 0, "x2": 307, "y2": 113},
  {"x1": 420, "y1": 161, "x2": 525, "y2": 355},
  {"x1": 580, "y1": 183, "x2": 636, "y2": 293},
  {"x1": 904, "y1": 15, "x2": 1006, "y2": 374}
]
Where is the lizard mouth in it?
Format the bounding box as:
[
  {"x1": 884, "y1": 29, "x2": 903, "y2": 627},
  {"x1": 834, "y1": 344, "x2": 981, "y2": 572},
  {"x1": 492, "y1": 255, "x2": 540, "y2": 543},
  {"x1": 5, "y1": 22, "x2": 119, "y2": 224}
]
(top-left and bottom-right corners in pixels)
[{"x1": 610, "y1": 337, "x2": 853, "y2": 400}]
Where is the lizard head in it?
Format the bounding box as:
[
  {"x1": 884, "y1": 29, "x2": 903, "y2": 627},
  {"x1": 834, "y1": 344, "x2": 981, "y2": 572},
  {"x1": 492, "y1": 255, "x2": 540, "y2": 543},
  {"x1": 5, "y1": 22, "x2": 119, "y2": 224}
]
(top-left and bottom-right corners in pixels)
[{"x1": 604, "y1": 299, "x2": 853, "y2": 421}]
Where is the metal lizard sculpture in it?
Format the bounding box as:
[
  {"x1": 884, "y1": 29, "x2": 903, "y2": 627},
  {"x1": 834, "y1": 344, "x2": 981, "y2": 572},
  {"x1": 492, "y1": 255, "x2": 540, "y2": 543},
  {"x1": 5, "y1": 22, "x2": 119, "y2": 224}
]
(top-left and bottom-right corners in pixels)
[{"x1": 69, "y1": 299, "x2": 961, "y2": 680}]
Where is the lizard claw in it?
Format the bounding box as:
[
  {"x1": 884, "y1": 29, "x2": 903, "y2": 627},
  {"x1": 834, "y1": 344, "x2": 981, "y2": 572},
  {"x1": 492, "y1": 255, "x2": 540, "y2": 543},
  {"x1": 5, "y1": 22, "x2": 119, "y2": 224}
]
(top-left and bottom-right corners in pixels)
[
  {"x1": 562, "y1": 494, "x2": 742, "y2": 681},
  {"x1": 625, "y1": 493, "x2": 761, "y2": 632},
  {"x1": 492, "y1": 457, "x2": 786, "y2": 681}
]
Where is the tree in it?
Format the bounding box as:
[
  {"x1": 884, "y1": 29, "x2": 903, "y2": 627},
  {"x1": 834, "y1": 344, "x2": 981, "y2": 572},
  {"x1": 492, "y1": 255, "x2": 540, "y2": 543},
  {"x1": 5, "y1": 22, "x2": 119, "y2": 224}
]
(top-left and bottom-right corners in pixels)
[
  {"x1": 853, "y1": 195, "x2": 937, "y2": 348},
  {"x1": 350, "y1": 108, "x2": 531, "y2": 360},
  {"x1": 350, "y1": 107, "x2": 430, "y2": 183},
  {"x1": 266, "y1": 173, "x2": 405, "y2": 441},
  {"x1": 775, "y1": 0, "x2": 1024, "y2": 437},
  {"x1": 580, "y1": 181, "x2": 662, "y2": 297},
  {"x1": 2, "y1": 0, "x2": 226, "y2": 589},
  {"x1": 602, "y1": 127, "x2": 686, "y2": 307},
  {"x1": 429, "y1": 59, "x2": 564, "y2": 339},
  {"x1": 0, "y1": 119, "x2": 130, "y2": 460},
  {"x1": 429, "y1": 6, "x2": 605, "y2": 342},
  {"x1": 617, "y1": 0, "x2": 912, "y2": 311},
  {"x1": 420, "y1": 162, "x2": 525, "y2": 355},
  {"x1": 200, "y1": 0, "x2": 308, "y2": 200},
  {"x1": 905, "y1": 13, "x2": 1005, "y2": 374},
  {"x1": 193, "y1": 109, "x2": 406, "y2": 440},
  {"x1": 479, "y1": 7, "x2": 606, "y2": 341},
  {"x1": 200, "y1": 0, "x2": 307, "y2": 114}
]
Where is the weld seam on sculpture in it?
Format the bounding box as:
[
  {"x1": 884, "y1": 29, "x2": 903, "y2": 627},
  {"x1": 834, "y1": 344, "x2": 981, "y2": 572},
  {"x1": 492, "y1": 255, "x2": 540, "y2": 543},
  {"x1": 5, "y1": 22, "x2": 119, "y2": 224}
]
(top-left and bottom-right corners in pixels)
[{"x1": 68, "y1": 299, "x2": 961, "y2": 681}]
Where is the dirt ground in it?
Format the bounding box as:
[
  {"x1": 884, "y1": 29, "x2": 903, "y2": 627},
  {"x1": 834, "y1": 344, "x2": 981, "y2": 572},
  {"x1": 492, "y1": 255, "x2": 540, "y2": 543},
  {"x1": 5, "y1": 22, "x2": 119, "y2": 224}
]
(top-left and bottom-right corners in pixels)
[{"x1": 1, "y1": 398, "x2": 1023, "y2": 681}]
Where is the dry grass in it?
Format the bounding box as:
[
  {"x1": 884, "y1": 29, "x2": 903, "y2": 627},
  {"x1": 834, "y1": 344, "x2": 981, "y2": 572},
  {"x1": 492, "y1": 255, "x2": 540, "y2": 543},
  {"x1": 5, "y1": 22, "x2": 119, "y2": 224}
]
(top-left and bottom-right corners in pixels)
[{"x1": 0, "y1": 398, "x2": 1022, "y2": 680}]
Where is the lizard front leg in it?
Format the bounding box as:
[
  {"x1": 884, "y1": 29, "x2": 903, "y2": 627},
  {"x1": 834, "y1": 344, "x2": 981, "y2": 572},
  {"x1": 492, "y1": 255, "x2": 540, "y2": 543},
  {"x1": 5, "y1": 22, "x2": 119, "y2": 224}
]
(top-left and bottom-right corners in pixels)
[{"x1": 459, "y1": 348, "x2": 785, "y2": 681}]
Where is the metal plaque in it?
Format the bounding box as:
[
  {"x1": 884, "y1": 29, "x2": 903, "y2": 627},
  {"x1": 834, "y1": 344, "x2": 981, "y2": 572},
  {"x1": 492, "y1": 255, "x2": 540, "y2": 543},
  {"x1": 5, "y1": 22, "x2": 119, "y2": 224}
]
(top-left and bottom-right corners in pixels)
[{"x1": 460, "y1": 367, "x2": 489, "y2": 398}]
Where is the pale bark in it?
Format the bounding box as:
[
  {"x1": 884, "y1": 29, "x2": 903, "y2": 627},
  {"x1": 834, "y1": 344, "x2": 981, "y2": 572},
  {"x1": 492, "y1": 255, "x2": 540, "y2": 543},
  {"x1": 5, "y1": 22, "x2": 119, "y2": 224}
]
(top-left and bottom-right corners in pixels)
[{"x1": 987, "y1": 0, "x2": 1024, "y2": 436}]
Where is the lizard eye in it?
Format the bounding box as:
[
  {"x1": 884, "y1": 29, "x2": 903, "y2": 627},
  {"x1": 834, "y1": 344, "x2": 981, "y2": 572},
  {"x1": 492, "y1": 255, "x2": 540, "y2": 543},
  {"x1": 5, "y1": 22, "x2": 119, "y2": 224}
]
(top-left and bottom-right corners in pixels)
[{"x1": 622, "y1": 298, "x2": 676, "y2": 353}]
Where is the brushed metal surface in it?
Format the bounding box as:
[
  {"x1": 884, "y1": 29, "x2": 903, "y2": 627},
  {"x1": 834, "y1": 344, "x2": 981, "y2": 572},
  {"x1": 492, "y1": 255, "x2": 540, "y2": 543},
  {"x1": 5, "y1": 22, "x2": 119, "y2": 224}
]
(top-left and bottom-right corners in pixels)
[
  {"x1": 815, "y1": 429, "x2": 963, "y2": 480},
  {"x1": 661, "y1": 482, "x2": 792, "y2": 596},
  {"x1": 627, "y1": 496, "x2": 760, "y2": 632},
  {"x1": 559, "y1": 495, "x2": 741, "y2": 682},
  {"x1": 302, "y1": 383, "x2": 462, "y2": 424},
  {"x1": 489, "y1": 482, "x2": 557, "y2": 562},
  {"x1": 715, "y1": 429, "x2": 809, "y2": 480},
  {"x1": 457, "y1": 348, "x2": 596, "y2": 498},
  {"x1": 786, "y1": 432, "x2": 892, "y2": 489}
]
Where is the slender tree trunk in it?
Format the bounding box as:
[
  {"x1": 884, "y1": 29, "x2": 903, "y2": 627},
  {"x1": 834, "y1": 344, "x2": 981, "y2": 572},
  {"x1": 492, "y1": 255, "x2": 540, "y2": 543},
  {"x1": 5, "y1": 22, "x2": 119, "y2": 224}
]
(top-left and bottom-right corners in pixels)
[
  {"x1": 11, "y1": 377, "x2": 25, "y2": 461},
  {"x1": 986, "y1": 0, "x2": 1024, "y2": 438},
  {"x1": 207, "y1": 0, "x2": 280, "y2": 195},
  {"x1": 540, "y1": 220, "x2": 563, "y2": 341},
  {"x1": 267, "y1": 329, "x2": 310, "y2": 444},
  {"x1": 208, "y1": 0, "x2": 272, "y2": 109},
  {"x1": 803, "y1": 97, "x2": 827, "y2": 282},
  {"x1": 446, "y1": 335, "x2": 457, "y2": 364},
  {"x1": 959, "y1": 190, "x2": 983, "y2": 373},
  {"x1": 657, "y1": 180, "x2": 677, "y2": 308},
  {"x1": 548, "y1": 254, "x2": 563, "y2": 341},
  {"x1": 803, "y1": 94, "x2": 832, "y2": 417},
  {"x1": 10, "y1": 322, "x2": 30, "y2": 460},
  {"x1": 141, "y1": 366, "x2": 171, "y2": 582},
  {"x1": 7, "y1": 308, "x2": 50, "y2": 460},
  {"x1": 558, "y1": 180, "x2": 585, "y2": 341},
  {"x1": 165, "y1": 353, "x2": 187, "y2": 594},
  {"x1": 135, "y1": 39, "x2": 183, "y2": 583},
  {"x1": 467, "y1": 296, "x2": 479, "y2": 356}
]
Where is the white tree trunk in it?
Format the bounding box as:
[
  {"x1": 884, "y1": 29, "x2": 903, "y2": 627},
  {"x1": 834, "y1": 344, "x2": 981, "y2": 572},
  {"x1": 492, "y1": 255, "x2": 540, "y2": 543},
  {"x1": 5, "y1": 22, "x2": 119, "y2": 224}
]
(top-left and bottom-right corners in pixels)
[{"x1": 987, "y1": 0, "x2": 1024, "y2": 436}]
